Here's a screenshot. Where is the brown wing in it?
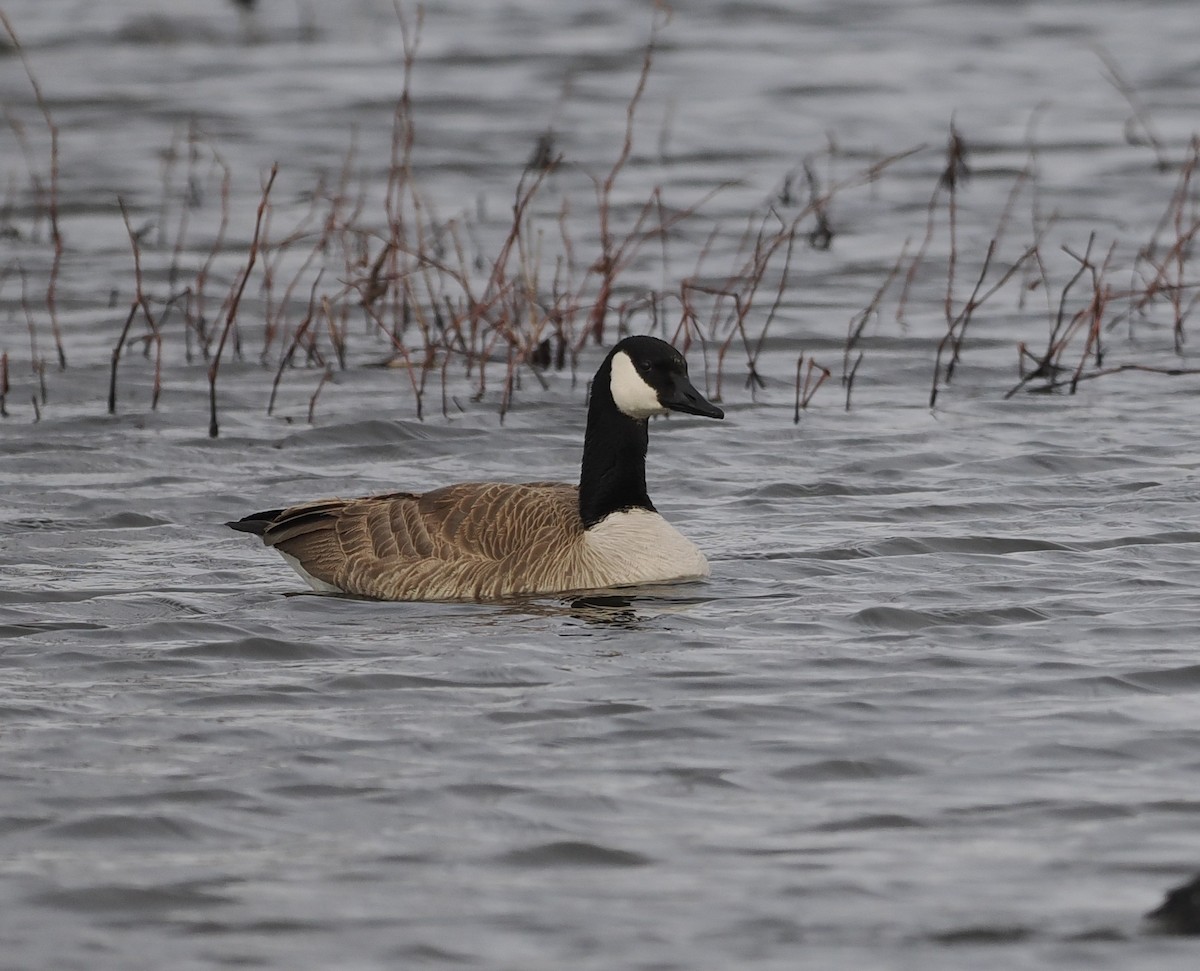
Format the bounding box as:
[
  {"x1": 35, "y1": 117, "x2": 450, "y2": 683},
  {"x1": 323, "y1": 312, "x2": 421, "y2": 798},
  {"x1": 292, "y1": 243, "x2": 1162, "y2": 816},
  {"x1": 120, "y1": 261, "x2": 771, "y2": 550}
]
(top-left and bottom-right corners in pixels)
[{"x1": 243, "y1": 482, "x2": 583, "y2": 601}]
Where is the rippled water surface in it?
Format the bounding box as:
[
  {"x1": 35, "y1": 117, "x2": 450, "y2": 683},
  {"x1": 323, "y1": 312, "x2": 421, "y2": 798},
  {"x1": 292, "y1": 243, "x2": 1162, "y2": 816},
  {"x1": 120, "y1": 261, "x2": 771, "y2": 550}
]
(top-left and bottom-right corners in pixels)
[{"x1": 3, "y1": 1, "x2": 1200, "y2": 968}]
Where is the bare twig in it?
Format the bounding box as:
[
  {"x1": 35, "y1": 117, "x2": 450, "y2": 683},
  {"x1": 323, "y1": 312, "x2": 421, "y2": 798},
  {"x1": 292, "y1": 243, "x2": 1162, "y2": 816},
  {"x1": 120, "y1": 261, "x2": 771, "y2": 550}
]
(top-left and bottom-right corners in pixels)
[
  {"x1": 0, "y1": 11, "x2": 65, "y2": 368},
  {"x1": 583, "y1": 2, "x2": 669, "y2": 347},
  {"x1": 1096, "y1": 46, "x2": 1169, "y2": 171},
  {"x1": 109, "y1": 198, "x2": 165, "y2": 412},
  {"x1": 793, "y1": 353, "x2": 830, "y2": 423},
  {"x1": 844, "y1": 238, "x2": 909, "y2": 402},
  {"x1": 208, "y1": 164, "x2": 278, "y2": 438}
]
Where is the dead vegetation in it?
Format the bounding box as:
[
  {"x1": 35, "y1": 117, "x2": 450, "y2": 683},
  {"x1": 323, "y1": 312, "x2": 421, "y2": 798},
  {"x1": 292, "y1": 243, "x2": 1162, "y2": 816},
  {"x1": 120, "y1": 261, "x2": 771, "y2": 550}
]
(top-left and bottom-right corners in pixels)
[
  {"x1": 835, "y1": 110, "x2": 1200, "y2": 408},
  {"x1": 2, "y1": 8, "x2": 1200, "y2": 433}
]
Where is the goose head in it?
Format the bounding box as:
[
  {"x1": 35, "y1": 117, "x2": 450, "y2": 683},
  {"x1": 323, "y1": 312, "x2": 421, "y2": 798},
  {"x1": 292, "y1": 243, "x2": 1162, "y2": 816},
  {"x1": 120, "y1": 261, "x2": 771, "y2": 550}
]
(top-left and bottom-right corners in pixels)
[{"x1": 605, "y1": 335, "x2": 725, "y2": 421}]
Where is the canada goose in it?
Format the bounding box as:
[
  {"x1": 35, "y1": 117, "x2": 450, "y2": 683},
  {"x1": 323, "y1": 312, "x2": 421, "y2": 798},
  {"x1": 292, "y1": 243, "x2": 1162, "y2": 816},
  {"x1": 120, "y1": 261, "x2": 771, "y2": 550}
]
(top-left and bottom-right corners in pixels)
[{"x1": 228, "y1": 335, "x2": 725, "y2": 601}]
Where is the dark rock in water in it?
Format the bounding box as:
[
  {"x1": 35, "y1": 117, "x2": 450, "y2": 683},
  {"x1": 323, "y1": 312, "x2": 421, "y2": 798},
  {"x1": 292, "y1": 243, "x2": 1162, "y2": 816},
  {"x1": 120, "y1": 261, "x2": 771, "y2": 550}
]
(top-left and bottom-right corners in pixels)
[{"x1": 1146, "y1": 874, "x2": 1200, "y2": 935}]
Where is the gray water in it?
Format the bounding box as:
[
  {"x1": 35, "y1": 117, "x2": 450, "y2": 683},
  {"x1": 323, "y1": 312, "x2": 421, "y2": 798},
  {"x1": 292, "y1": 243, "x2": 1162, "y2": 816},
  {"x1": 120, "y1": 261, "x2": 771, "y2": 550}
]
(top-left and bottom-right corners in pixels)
[{"x1": 3, "y1": 1, "x2": 1200, "y2": 968}]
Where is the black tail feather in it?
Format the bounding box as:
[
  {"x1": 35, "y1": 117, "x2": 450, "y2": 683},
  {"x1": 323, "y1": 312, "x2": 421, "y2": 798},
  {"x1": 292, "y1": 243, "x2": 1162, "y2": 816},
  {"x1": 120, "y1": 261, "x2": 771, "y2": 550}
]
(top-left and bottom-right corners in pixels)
[{"x1": 226, "y1": 509, "x2": 285, "y2": 537}]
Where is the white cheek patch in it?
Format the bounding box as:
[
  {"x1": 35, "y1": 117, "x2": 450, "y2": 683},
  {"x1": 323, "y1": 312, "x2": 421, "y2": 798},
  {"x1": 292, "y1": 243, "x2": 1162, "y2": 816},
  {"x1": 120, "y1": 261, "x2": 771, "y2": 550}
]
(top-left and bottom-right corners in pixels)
[{"x1": 609, "y1": 351, "x2": 666, "y2": 419}]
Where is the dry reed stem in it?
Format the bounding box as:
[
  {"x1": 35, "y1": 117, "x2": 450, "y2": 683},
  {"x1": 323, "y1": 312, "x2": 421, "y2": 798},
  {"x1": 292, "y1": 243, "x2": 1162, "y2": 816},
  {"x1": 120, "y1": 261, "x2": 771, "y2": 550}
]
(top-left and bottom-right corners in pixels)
[
  {"x1": 582, "y1": 3, "x2": 669, "y2": 348},
  {"x1": 843, "y1": 352, "x2": 863, "y2": 410},
  {"x1": 793, "y1": 355, "x2": 805, "y2": 424},
  {"x1": 720, "y1": 216, "x2": 789, "y2": 391},
  {"x1": 156, "y1": 124, "x2": 184, "y2": 250},
  {"x1": 747, "y1": 223, "x2": 797, "y2": 394},
  {"x1": 268, "y1": 269, "x2": 325, "y2": 416},
  {"x1": 1067, "y1": 363, "x2": 1200, "y2": 387},
  {"x1": 17, "y1": 264, "x2": 37, "y2": 370},
  {"x1": 190, "y1": 152, "x2": 233, "y2": 357},
  {"x1": 1068, "y1": 240, "x2": 1118, "y2": 392},
  {"x1": 802, "y1": 157, "x2": 834, "y2": 250},
  {"x1": 1004, "y1": 235, "x2": 1098, "y2": 398},
  {"x1": 689, "y1": 283, "x2": 747, "y2": 399},
  {"x1": 109, "y1": 198, "x2": 164, "y2": 413},
  {"x1": 793, "y1": 354, "x2": 830, "y2": 424},
  {"x1": 897, "y1": 128, "x2": 968, "y2": 326},
  {"x1": 952, "y1": 244, "x2": 1038, "y2": 370},
  {"x1": 265, "y1": 206, "x2": 336, "y2": 364},
  {"x1": 682, "y1": 209, "x2": 796, "y2": 396},
  {"x1": 16, "y1": 265, "x2": 49, "y2": 412},
  {"x1": 308, "y1": 366, "x2": 333, "y2": 424},
  {"x1": 108, "y1": 304, "x2": 139, "y2": 415},
  {"x1": 941, "y1": 125, "x2": 966, "y2": 333},
  {"x1": 843, "y1": 238, "x2": 910, "y2": 403},
  {"x1": 170, "y1": 126, "x2": 201, "y2": 361},
  {"x1": 1096, "y1": 46, "x2": 1169, "y2": 171},
  {"x1": 1014, "y1": 104, "x2": 1052, "y2": 312},
  {"x1": 926, "y1": 142, "x2": 1049, "y2": 406},
  {"x1": 1004, "y1": 235, "x2": 1131, "y2": 397},
  {"x1": 207, "y1": 164, "x2": 278, "y2": 438},
  {"x1": 676, "y1": 147, "x2": 915, "y2": 400},
  {"x1": 0, "y1": 12, "x2": 65, "y2": 369},
  {"x1": 930, "y1": 236, "x2": 1040, "y2": 406},
  {"x1": 1114, "y1": 139, "x2": 1200, "y2": 343},
  {"x1": 378, "y1": 0, "x2": 423, "y2": 390},
  {"x1": 687, "y1": 212, "x2": 783, "y2": 391},
  {"x1": 323, "y1": 293, "x2": 348, "y2": 371}
]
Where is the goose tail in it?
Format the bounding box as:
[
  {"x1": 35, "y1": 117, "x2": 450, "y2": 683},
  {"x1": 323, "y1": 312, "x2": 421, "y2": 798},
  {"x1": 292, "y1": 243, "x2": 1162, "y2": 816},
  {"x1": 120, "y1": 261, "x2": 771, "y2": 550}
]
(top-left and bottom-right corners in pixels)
[{"x1": 226, "y1": 509, "x2": 284, "y2": 538}]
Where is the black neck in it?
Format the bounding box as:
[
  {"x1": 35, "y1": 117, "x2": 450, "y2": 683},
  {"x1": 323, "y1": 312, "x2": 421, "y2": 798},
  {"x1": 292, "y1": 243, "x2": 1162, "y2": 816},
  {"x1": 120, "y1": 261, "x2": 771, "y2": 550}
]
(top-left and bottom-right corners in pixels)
[{"x1": 578, "y1": 362, "x2": 655, "y2": 528}]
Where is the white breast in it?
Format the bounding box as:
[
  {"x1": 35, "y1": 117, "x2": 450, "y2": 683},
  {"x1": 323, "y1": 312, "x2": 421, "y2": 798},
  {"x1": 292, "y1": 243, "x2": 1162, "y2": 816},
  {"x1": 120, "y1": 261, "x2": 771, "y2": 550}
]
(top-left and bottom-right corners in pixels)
[{"x1": 579, "y1": 508, "x2": 711, "y2": 588}]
